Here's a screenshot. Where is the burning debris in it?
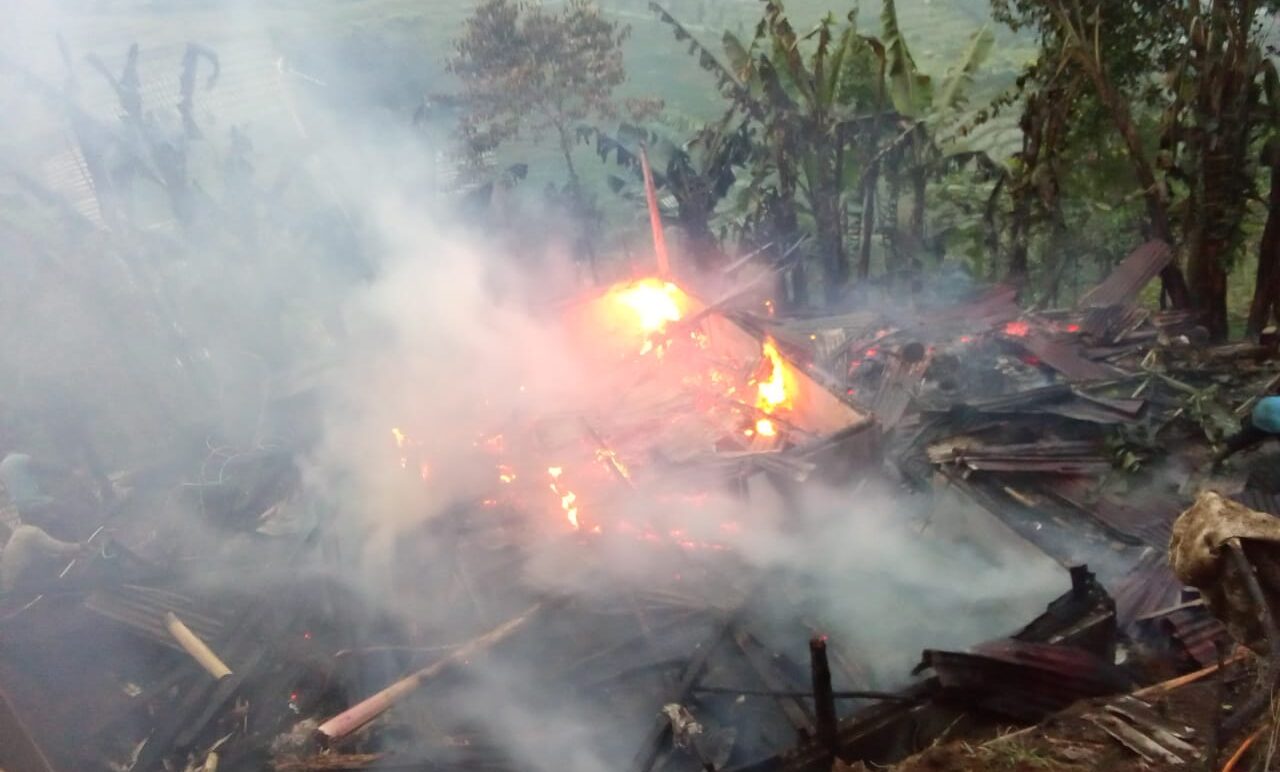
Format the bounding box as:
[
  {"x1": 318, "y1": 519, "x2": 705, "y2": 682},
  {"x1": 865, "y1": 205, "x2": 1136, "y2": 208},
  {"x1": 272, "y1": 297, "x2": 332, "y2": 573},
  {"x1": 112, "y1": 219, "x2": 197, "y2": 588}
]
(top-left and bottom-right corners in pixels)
[{"x1": 1, "y1": 210, "x2": 1279, "y2": 772}]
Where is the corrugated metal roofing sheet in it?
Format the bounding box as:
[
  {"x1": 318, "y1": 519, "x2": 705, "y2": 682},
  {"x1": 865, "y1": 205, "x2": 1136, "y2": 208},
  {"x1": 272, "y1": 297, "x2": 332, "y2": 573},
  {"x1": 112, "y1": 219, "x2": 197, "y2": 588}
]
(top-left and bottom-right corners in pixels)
[
  {"x1": 1139, "y1": 604, "x2": 1229, "y2": 667},
  {"x1": 921, "y1": 640, "x2": 1130, "y2": 721},
  {"x1": 1078, "y1": 241, "x2": 1174, "y2": 309},
  {"x1": 1110, "y1": 554, "x2": 1185, "y2": 628}
]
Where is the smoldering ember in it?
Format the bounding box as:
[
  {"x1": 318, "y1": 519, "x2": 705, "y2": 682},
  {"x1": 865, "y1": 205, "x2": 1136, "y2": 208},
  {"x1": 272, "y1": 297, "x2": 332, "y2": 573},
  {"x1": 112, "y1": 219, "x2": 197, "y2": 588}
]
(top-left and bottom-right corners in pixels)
[{"x1": 10, "y1": 3, "x2": 1280, "y2": 772}]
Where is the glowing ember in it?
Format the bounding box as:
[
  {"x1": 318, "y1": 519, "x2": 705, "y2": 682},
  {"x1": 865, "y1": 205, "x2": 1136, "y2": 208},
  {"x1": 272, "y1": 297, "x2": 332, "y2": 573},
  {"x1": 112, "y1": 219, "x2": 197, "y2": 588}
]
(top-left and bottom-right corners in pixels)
[
  {"x1": 498, "y1": 464, "x2": 516, "y2": 484},
  {"x1": 755, "y1": 418, "x2": 777, "y2": 437},
  {"x1": 1066, "y1": 323, "x2": 1080, "y2": 333},
  {"x1": 1004, "y1": 320, "x2": 1031, "y2": 337}
]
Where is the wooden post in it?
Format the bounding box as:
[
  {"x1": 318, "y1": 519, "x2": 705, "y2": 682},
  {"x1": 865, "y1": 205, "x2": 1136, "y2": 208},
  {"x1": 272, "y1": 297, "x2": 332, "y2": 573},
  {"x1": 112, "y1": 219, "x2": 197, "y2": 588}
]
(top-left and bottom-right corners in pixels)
[
  {"x1": 810, "y1": 636, "x2": 839, "y2": 757},
  {"x1": 640, "y1": 144, "x2": 671, "y2": 278}
]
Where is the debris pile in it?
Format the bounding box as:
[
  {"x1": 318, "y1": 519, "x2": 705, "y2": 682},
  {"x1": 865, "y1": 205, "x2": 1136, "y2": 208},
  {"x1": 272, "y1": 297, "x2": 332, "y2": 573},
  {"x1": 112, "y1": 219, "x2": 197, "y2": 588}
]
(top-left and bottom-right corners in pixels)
[{"x1": 2, "y1": 239, "x2": 1280, "y2": 772}]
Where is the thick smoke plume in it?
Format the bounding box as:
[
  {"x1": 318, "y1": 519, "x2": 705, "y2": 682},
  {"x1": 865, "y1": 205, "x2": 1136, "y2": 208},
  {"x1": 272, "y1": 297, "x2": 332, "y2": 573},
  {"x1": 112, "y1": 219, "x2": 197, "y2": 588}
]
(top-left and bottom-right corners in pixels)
[{"x1": 1, "y1": 2, "x2": 1068, "y2": 769}]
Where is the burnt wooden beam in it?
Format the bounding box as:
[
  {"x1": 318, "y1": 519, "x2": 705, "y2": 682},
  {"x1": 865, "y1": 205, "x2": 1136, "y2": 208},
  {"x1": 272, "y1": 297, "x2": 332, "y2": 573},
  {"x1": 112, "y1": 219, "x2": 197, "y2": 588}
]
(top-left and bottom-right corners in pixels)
[
  {"x1": 809, "y1": 638, "x2": 838, "y2": 757},
  {"x1": 629, "y1": 611, "x2": 737, "y2": 772},
  {"x1": 732, "y1": 626, "x2": 814, "y2": 740}
]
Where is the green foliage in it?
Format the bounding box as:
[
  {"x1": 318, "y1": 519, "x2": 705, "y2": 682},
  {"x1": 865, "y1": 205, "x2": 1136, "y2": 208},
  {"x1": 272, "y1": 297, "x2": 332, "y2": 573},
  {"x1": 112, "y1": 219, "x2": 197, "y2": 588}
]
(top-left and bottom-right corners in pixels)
[
  {"x1": 934, "y1": 26, "x2": 994, "y2": 115},
  {"x1": 880, "y1": 0, "x2": 931, "y2": 117},
  {"x1": 449, "y1": 0, "x2": 629, "y2": 158}
]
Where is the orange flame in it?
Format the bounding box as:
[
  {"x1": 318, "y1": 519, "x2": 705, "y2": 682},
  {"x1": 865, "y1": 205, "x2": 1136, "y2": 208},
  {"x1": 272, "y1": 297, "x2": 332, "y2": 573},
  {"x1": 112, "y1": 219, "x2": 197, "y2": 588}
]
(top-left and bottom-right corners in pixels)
[
  {"x1": 548, "y1": 466, "x2": 581, "y2": 530},
  {"x1": 613, "y1": 279, "x2": 684, "y2": 333},
  {"x1": 753, "y1": 339, "x2": 791, "y2": 436}
]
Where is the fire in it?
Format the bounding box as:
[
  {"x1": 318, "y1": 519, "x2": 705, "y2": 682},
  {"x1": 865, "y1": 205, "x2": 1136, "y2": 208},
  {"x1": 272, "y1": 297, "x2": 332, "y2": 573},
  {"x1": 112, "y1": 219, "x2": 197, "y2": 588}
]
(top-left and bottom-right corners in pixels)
[
  {"x1": 498, "y1": 464, "x2": 516, "y2": 484},
  {"x1": 594, "y1": 448, "x2": 631, "y2": 481},
  {"x1": 391, "y1": 427, "x2": 409, "y2": 469},
  {"x1": 1004, "y1": 320, "x2": 1031, "y2": 337},
  {"x1": 753, "y1": 338, "x2": 791, "y2": 437},
  {"x1": 548, "y1": 466, "x2": 581, "y2": 530},
  {"x1": 612, "y1": 279, "x2": 684, "y2": 334},
  {"x1": 586, "y1": 278, "x2": 694, "y2": 357}
]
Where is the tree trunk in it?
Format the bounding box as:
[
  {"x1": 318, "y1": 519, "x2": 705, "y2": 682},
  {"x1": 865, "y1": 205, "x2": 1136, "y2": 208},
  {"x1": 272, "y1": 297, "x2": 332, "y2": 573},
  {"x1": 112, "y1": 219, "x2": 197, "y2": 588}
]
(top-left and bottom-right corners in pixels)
[
  {"x1": 677, "y1": 202, "x2": 726, "y2": 273},
  {"x1": 556, "y1": 123, "x2": 597, "y2": 282},
  {"x1": 1184, "y1": 6, "x2": 1255, "y2": 341},
  {"x1": 1248, "y1": 149, "x2": 1280, "y2": 337},
  {"x1": 1067, "y1": 41, "x2": 1191, "y2": 308},
  {"x1": 814, "y1": 158, "x2": 846, "y2": 305},
  {"x1": 909, "y1": 164, "x2": 926, "y2": 255},
  {"x1": 884, "y1": 163, "x2": 903, "y2": 276},
  {"x1": 857, "y1": 166, "x2": 878, "y2": 281},
  {"x1": 1006, "y1": 92, "x2": 1044, "y2": 288}
]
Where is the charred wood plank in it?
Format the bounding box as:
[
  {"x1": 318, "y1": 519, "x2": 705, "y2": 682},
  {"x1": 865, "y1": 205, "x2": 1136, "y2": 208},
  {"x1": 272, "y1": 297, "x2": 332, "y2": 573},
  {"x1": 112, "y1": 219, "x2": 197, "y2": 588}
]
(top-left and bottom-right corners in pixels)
[
  {"x1": 733, "y1": 627, "x2": 815, "y2": 739},
  {"x1": 629, "y1": 611, "x2": 737, "y2": 772},
  {"x1": 809, "y1": 639, "x2": 838, "y2": 758}
]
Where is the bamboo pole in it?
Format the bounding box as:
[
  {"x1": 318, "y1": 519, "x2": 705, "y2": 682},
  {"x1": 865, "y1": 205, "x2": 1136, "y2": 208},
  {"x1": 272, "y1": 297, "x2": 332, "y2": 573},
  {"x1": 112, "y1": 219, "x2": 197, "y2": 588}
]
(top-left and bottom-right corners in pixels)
[
  {"x1": 639, "y1": 145, "x2": 670, "y2": 278},
  {"x1": 316, "y1": 601, "x2": 546, "y2": 747},
  {"x1": 165, "y1": 612, "x2": 232, "y2": 680}
]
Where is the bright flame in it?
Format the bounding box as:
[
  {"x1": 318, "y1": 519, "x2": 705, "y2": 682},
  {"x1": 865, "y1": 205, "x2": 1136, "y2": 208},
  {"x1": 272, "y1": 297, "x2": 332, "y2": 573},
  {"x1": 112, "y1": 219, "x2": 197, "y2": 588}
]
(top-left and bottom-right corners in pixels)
[
  {"x1": 756, "y1": 340, "x2": 788, "y2": 411},
  {"x1": 594, "y1": 448, "x2": 632, "y2": 480},
  {"x1": 547, "y1": 467, "x2": 580, "y2": 530},
  {"x1": 498, "y1": 464, "x2": 517, "y2": 484},
  {"x1": 751, "y1": 338, "x2": 791, "y2": 438},
  {"x1": 613, "y1": 279, "x2": 684, "y2": 333}
]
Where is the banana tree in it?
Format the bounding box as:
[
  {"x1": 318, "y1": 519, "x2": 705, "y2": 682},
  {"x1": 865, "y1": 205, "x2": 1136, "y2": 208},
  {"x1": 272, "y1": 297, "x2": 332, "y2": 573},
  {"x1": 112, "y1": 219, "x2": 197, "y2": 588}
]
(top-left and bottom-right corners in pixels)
[
  {"x1": 652, "y1": 2, "x2": 888, "y2": 301},
  {"x1": 584, "y1": 112, "x2": 754, "y2": 272},
  {"x1": 652, "y1": 0, "x2": 994, "y2": 303}
]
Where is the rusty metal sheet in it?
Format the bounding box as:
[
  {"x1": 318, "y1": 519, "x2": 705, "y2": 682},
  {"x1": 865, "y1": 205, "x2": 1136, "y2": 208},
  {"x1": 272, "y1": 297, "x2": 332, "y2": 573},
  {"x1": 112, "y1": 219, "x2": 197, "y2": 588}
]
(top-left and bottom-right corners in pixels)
[
  {"x1": 1110, "y1": 555, "x2": 1185, "y2": 628},
  {"x1": 917, "y1": 285, "x2": 1022, "y2": 330},
  {"x1": 1137, "y1": 604, "x2": 1229, "y2": 667},
  {"x1": 1078, "y1": 241, "x2": 1174, "y2": 309},
  {"x1": 1044, "y1": 477, "x2": 1185, "y2": 549},
  {"x1": 921, "y1": 640, "x2": 1130, "y2": 721},
  {"x1": 1014, "y1": 334, "x2": 1120, "y2": 382}
]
